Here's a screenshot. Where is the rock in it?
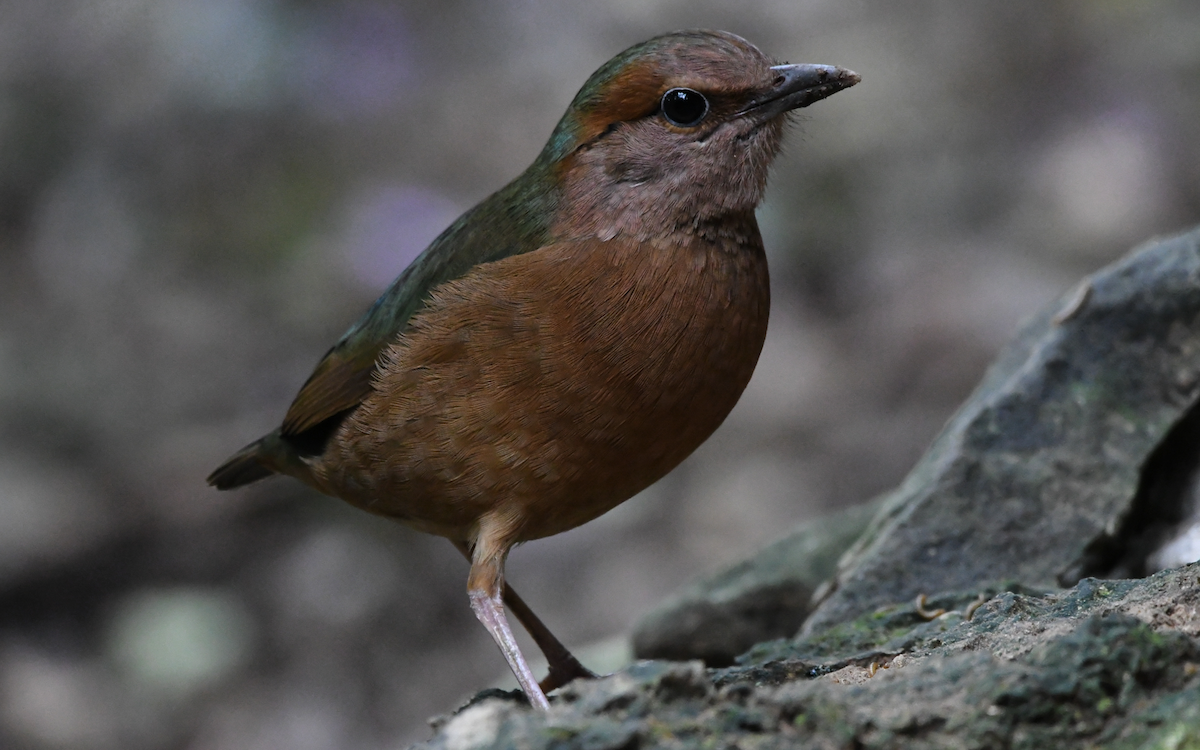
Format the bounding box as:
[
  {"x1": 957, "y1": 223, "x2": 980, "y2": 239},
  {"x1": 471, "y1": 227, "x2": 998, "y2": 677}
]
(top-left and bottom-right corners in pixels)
[
  {"x1": 761, "y1": 569, "x2": 1200, "y2": 750},
  {"x1": 416, "y1": 562, "x2": 1200, "y2": 749},
  {"x1": 803, "y1": 226, "x2": 1200, "y2": 635},
  {"x1": 631, "y1": 498, "x2": 881, "y2": 666}
]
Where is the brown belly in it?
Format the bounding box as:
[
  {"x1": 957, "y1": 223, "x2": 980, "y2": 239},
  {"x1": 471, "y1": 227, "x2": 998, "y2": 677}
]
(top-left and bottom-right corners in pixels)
[{"x1": 313, "y1": 231, "x2": 769, "y2": 543}]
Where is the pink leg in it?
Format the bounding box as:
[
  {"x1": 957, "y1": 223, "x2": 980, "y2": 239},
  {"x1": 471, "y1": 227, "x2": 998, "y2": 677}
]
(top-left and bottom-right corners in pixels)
[
  {"x1": 453, "y1": 540, "x2": 598, "y2": 693},
  {"x1": 468, "y1": 587, "x2": 551, "y2": 710},
  {"x1": 463, "y1": 522, "x2": 555, "y2": 710}
]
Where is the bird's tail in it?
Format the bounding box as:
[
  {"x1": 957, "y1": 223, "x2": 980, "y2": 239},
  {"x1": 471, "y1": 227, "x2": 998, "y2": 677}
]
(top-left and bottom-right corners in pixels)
[{"x1": 207, "y1": 430, "x2": 295, "y2": 490}]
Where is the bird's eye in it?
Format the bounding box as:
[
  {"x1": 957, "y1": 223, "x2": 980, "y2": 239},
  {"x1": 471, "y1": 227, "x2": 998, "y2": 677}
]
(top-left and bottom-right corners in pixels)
[{"x1": 660, "y1": 88, "x2": 709, "y2": 127}]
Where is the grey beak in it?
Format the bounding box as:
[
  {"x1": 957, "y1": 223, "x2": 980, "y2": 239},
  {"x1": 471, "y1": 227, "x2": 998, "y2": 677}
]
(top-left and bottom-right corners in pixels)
[{"x1": 739, "y1": 63, "x2": 860, "y2": 120}]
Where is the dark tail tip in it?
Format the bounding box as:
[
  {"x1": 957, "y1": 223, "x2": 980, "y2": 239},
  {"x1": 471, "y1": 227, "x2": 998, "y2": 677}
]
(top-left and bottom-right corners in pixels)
[{"x1": 207, "y1": 439, "x2": 275, "y2": 490}]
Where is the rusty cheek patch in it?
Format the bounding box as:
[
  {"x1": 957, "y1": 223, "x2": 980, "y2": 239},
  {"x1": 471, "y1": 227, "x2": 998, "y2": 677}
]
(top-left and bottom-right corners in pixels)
[{"x1": 574, "y1": 65, "x2": 664, "y2": 144}]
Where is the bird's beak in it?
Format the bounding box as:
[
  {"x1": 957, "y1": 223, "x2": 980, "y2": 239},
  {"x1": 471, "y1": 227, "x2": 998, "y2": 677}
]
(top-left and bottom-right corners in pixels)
[{"x1": 738, "y1": 64, "x2": 860, "y2": 120}]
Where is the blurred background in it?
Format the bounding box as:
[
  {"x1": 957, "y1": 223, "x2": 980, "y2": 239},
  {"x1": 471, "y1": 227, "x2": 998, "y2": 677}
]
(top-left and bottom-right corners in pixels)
[{"x1": 1, "y1": 1, "x2": 1199, "y2": 747}]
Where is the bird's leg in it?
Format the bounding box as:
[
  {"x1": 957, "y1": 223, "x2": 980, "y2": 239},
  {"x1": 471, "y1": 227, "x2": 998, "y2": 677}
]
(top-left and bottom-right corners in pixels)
[
  {"x1": 465, "y1": 530, "x2": 551, "y2": 710},
  {"x1": 468, "y1": 588, "x2": 550, "y2": 709},
  {"x1": 453, "y1": 540, "x2": 598, "y2": 692}
]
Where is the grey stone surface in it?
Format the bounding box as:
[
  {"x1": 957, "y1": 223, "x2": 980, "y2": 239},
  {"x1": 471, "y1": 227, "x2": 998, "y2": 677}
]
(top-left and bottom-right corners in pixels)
[
  {"x1": 803, "y1": 226, "x2": 1200, "y2": 635},
  {"x1": 416, "y1": 562, "x2": 1200, "y2": 749},
  {"x1": 631, "y1": 498, "x2": 881, "y2": 666}
]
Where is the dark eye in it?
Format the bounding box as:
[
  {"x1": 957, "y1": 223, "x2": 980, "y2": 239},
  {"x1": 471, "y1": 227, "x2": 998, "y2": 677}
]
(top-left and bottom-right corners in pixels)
[{"x1": 660, "y1": 88, "x2": 709, "y2": 127}]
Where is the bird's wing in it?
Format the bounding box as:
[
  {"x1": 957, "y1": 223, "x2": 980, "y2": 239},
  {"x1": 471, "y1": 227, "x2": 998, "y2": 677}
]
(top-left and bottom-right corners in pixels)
[
  {"x1": 280, "y1": 179, "x2": 555, "y2": 437},
  {"x1": 281, "y1": 249, "x2": 453, "y2": 436}
]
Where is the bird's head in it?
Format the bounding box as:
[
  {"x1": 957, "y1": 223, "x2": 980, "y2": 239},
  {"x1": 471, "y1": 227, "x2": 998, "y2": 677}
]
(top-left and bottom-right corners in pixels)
[{"x1": 539, "y1": 30, "x2": 859, "y2": 240}]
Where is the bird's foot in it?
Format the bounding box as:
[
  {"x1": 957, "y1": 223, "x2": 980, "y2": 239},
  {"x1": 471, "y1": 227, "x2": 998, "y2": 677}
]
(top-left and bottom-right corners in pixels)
[{"x1": 540, "y1": 654, "x2": 600, "y2": 693}]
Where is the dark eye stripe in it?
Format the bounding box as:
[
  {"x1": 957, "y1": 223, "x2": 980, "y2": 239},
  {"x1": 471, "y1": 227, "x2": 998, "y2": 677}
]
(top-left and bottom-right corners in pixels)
[{"x1": 660, "y1": 88, "x2": 709, "y2": 127}]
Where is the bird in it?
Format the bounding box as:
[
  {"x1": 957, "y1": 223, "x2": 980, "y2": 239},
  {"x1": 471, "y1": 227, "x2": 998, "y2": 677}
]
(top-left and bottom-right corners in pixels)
[{"x1": 208, "y1": 29, "x2": 858, "y2": 710}]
